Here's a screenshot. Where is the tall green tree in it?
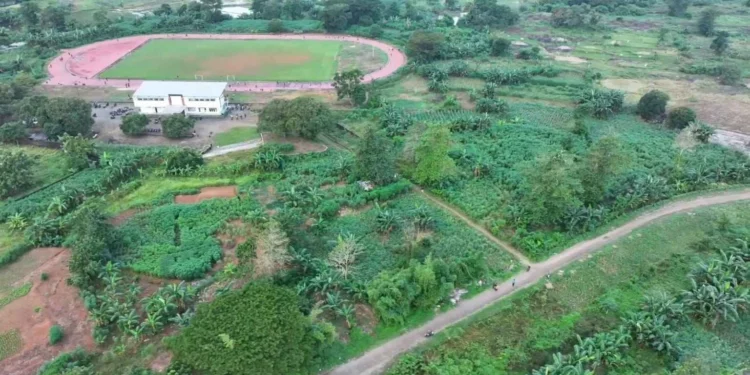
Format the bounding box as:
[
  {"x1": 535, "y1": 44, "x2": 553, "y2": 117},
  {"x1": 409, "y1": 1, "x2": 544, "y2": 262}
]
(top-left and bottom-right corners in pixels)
[
  {"x1": 697, "y1": 8, "x2": 719, "y2": 36},
  {"x1": 667, "y1": 0, "x2": 691, "y2": 17},
  {"x1": 356, "y1": 127, "x2": 396, "y2": 185},
  {"x1": 519, "y1": 152, "x2": 583, "y2": 227},
  {"x1": 579, "y1": 136, "x2": 629, "y2": 204},
  {"x1": 333, "y1": 69, "x2": 366, "y2": 106},
  {"x1": 258, "y1": 97, "x2": 333, "y2": 139},
  {"x1": 0, "y1": 150, "x2": 35, "y2": 199},
  {"x1": 171, "y1": 283, "x2": 315, "y2": 375},
  {"x1": 636, "y1": 90, "x2": 670, "y2": 121},
  {"x1": 0, "y1": 122, "x2": 27, "y2": 143},
  {"x1": 162, "y1": 115, "x2": 195, "y2": 139},
  {"x1": 120, "y1": 113, "x2": 149, "y2": 136},
  {"x1": 413, "y1": 125, "x2": 456, "y2": 185},
  {"x1": 19, "y1": 2, "x2": 40, "y2": 28},
  {"x1": 36, "y1": 97, "x2": 94, "y2": 139},
  {"x1": 458, "y1": 0, "x2": 519, "y2": 29},
  {"x1": 710, "y1": 31, "x2": 730, "y2": 55},
  {"x1": 61, "y1": 134, "x2": 96, "y2": 171},
  {"x1": 406, "y1": 31, "x2": 445, "y2": 63}
]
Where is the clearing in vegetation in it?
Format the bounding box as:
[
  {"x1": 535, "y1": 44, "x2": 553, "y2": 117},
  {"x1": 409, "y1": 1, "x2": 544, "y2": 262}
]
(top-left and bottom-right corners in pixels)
[
  {"x1": 214, "y1": 127, "x2": 260, "y2": 147},
  {"x1": 99, "y1": 39, "x2": 343, "y2": 82}
]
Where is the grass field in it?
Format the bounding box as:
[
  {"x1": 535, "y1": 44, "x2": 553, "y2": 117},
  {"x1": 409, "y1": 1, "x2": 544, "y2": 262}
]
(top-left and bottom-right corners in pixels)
[
  {"x1": 99, "y1": 39, "x2": 343, "y2": 82},
  {"x1": 214, "y1": 127, "x2": 259, "y2": 146}
]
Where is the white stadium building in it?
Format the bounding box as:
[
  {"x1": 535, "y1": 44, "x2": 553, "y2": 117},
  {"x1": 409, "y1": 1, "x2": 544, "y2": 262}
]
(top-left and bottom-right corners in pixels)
[{"x1": 133, "y1": 81, "x2": 228, "y2": 116}]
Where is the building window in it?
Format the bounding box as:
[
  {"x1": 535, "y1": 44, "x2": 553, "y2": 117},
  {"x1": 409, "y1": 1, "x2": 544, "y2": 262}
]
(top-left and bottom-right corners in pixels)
[
  {"x1": 210, "y1": 99, "x2": 215, "y2": 102},
  {"x1": 187, "y1": 107, "x2": 196, "y2": 111},
  {"x1": 209, "y1": 108, "x2": 217, "y2": 112}
]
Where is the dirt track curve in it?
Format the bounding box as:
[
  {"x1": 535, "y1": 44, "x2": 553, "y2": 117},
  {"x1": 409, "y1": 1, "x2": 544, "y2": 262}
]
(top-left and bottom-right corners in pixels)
[
  {"x1": 45, "y1": 33, "x2": 406, "y2": 92},
  {"x1": 327, "y1": 188, "x2": 750, "y2": 375}
]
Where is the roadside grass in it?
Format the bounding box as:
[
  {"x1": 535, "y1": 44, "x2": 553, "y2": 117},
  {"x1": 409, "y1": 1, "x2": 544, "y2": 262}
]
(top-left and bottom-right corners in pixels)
[
  {"x1": 214, "y1": 127, "x2": 259, "y2": 147},
  {"x1": 393, "y1": 200, "x2": 750, "y2": 374},
  {"x1": 0, "y1": 329, "x2": 22, "y2": 362},
  {"x1": 0, "y1": 282, "x2": 31, "y2": 309},
  {"x1": 0, "y1": 224, "x2": 22, "y2": 259},
  {"x1": 99, "y1": 39, "x2": 343, "y2": 82},
  {"x1": 107, "y1": 175, "x2": 259, "y2": 213}
]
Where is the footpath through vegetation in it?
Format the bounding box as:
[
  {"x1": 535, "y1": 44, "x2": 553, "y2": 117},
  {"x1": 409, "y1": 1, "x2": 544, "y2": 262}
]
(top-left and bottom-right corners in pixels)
[{"x1": 329, "y1": 189, "x2": 750, "y2": 375}]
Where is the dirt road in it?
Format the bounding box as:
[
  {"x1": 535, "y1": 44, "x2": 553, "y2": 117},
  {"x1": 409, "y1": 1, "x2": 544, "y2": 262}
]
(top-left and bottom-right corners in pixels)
[{"x1": 327, "y1": 189, "x2": 750, "y2": 375}]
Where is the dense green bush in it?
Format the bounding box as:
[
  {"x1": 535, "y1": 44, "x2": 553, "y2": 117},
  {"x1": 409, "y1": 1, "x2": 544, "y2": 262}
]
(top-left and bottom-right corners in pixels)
[
  {"x1": 164, "y1": 149, "x2": 204, "y2": 175},
  {"x1": 171, "y1": 283, "x2": 316, "y2": 375},
  {"x1": 576, "y1": 87, "x2": 625, "y2": 119},
  {"x1": 718, "y1": 63, "x2": 742, "y2": 85},
  {"x1": 636, "y1": 90, "x2": 670, "y2": 121},
  {"x1": 258, "y1": 97, "x2": 334, "y2": 139},
  {"x1": 666, "y1": 107, "x2": 697, "y2": 129},
  {"x1": 162, "y1": 115, "x2": 196, "y2": 139},
  {"x1": 120, "y1": 113, "x2": 149, "y2": 136},
  {"x1": 49, "y1": 325, "x2": 64, "y2": 345},
  {"x1": 37, "y1": 349, "x2": 93, "y2": 375},
  {"x1": 0, "y1": 150, "x2": 35, "y2": 199}
]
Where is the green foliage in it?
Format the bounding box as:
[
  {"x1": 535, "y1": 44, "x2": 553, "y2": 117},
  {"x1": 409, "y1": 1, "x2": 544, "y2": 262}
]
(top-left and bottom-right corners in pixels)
[
  {"x1": 267, "y1": 18, "x2": 285, "y2": 33},
  {"x1": 578, "y1": 136, "x2": 629, "y2": 205},
  {"x1": 718, "y1": 63, "x2": 742, "y2": 85},
  {"x1": 710, "y1": 31, "x2": 729, "y2": 56},
  {"x1": 162, "y1": 115, "x2": 195, "y2": 139},
  {"x1": 697, "y1": 8, "x2": 718, "y2": 36},
  {"x1": 0, "y1": 121, "x2": 27, "y2": 143},
  {"x1": 61, "y1": 134, "x2": 96, "y2": 171},
  {"x1": 0, "y1": 282, "x2": 31, "y2": 309},
  {"x1": 667, "y1": 0, "x2": 691, "y2": 17},
  {"x1": 164, "y1": 149, "x2": 204, "y2": 175},
  {"x1": 171, "y1": 283, "x2": 315, "y2": 375},
  {"x1": 489, "y1": 37, "x2": 511, "y2": 56},
  {"x1": 31, "y1": 97, "x2": 94, "y2": 139},
  {"x1": 37, "y1": 348, "x2": 93, "y2": 375},
  {"x1": 49, "y1": 325, "x2": 64, "y2": 345},
  {"x1": 636, "y1": 90, "x2": 670, "y2": 121},
  {"x1": 576, "y1": 87, "x2": 625, "y2": 119},
  {"x1": 518, "y1": 152, "x2": 583, "y2": 227},
  {"x1": 691, "y1": 122, "x2": 714, "y2": 143},
  {"x1": 0, "y1": 150, "x2": 35, "y2": 199},
  {"x1": 356, "y1": 127, "x2": 397, "y2": 185},
  {"x1": 333, "y1": 69, "x2": 367, "y2": 106},
  {"x1": 475, "y1": 98, "x2": 509, "y2": 115},
  {"x1": 551, "y1": 5, "x2": 602, "y2": 29},
  {"x1": 666, "y1": 107, "x2": 697, "y2": 129},
  {"x1": 459, "y1": 0, "x2": 519, "y2": 29},
  {"x1": 258, "y1": 96, "x2": 333, "y2": 139},
  {"x1": 407, "y1": 31, "x2": 445, "y2": 63},
  {"x1": 413, "y1": 125, "x2": 456, "y2": 186},
  {"x1": 120, "y1": 113, "x2": 149, "y2": 136},
  {"x1": 119, "y1": 198, "x2": 258, "y2": 280},
  {"x1": 68, "y1": 204, "x2": 122, "y2": 287}
]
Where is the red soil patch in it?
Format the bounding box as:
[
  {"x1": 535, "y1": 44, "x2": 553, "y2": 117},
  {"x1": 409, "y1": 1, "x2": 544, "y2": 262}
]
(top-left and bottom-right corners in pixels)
[
  {"x1": 108, "y1": 208, "x2": 145, "y2": 226},
  {"x1": 0, "y1": 249, "x2": 95, "y2": 375},
  {"x1": 174, "y1": 186, "x2": 238, "y2": 204}
]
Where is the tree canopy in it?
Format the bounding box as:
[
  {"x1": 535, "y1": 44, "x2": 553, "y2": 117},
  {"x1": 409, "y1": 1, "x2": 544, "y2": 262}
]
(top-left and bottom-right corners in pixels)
[
  {"x1": 356, "y1": 127, "x2": 396, "y2": 185},
  {"x1": 22, "y1": 97, "x2": 94, "y2": 139},
  {"x1": 171, "y1": 283, "x2": 315, "y2": 375},
  {"x1": 407, "y1": 31, "x2": 445, "y2": 63},
  {"x1": 459, "y1": 0, "x2": 519, "y2": 29},
  {"x1": 162, "y1": 115, "x2": 196, "y2": 139},
  {"x1": 0, "y1": 150, "x2": 35, "y2": 199},
  {"x1": 258, "y1": 97, "x2": 333, "y2": 139},
  {"x1": 413, "y1": 125, "x2": 456, "y2": 186},
  {"x1": 120, "y1": 113, "x2": 149, "y2": 136}
]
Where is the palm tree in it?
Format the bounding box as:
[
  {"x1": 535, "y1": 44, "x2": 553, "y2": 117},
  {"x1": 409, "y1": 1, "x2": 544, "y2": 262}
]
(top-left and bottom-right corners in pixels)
[
  {"x1": 375, "y1": 204, "x2": 398, "y2": 234},
  {"x1": 127, "y1": 325, "x2": 145, "y2": 342},
  {"x1": 7, "y1": 213, "x2": 27, "y2": 232},
  {"x1": 117, "y1": 309, "x2": 139, "y2": 332},
  {"x1": 142, "y1": 312, "x2": 164, "y2": 335},
  {"x1": 336, "y1": 304, "x2": 357, "y2": 329},
  {"x1": 682, "y1": 278, "x2": 749, "y2": 327},
  {"x1": 47, "y1": 196, "x2": 67, "y2": 217}
]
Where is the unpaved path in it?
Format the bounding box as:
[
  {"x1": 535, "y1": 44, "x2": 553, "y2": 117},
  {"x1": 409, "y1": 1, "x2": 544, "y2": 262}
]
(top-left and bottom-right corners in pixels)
[
  {"x1": 327, "y1": 189, "x2": 750, "y2": 375},
  {"x1": 417, "y1": 190, "x2": 531, "y2": 265},
  {"x1": 174, "y1": 186, "x2": 237, "y2": 204},
  {"x1": 203, "y1": 139, "x2": 263, "y2": 158},
  {"x1": 45, "y1": 33, "x2": 406, "y2": 92}
]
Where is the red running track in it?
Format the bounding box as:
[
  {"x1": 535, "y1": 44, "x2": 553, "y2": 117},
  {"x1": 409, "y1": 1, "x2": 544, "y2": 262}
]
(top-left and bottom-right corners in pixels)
[{"x1": 45, "y1": 33, "x2": 407, "y2": 92}]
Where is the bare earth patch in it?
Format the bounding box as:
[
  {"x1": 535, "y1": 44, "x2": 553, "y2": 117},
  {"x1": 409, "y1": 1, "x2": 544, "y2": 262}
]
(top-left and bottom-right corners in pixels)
[
  {"x1": 554, "y1": 55, "x2": 588, "y2": 64},
  {"x1": 602, "y1": 78, "x2": 750, "y2": 134},
  {"x1": 0, "y1": 249, "x2": 95, "y2": 375},
  {"x1": 174, "y1": 186, "x2": 238, "y2": 204},
  {"x1": 198, "y1": 53, "x2": 311, "y2": 77}
]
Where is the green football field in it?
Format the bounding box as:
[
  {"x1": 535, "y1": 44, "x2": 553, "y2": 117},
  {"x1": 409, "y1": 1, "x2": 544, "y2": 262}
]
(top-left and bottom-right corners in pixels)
[{"x1": 99, "y1": 39, "x2": 343, "y2": 82}]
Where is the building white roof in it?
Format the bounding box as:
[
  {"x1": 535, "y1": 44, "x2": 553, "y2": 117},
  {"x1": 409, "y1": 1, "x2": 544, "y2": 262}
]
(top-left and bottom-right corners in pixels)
[{"x1": 134, "y1": 81, "x2": 227, "y2": 98}]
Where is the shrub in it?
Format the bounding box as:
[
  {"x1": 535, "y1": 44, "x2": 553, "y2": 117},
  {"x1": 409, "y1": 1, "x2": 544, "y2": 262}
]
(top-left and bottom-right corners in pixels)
[
  {"x1": 666, "y1": 107, "x2": 696, "y2": 129},
  {"x1": 49, "y1": 325, "x2": 64, "y2": 345},
  {"x1": 710, "y1": 31, "x2": 729, "y2": 55},
  {"x1": 718, "y1": 63, "x2": 742, "y2": 85},
  {"x1": 267, "y1": 18, "x2": 285, "y2": 33},
  {"x1": 0, "y1": 122, "x2": 27, "y2": 143},
  {"x1": 41, "y1": 272, "x2": 49, "y2": 281},
  {"x1": 369, "y1": 24, "x2": 383, "y2": 38},
  {"x1": 691, "y1": 122, "x2": 714, "y2": 143},
  {"x1": 636, "y1": 90, "x2": 670, "y2": 121},
  {"x1": 576, "y1": 88, "x2": 625, "y2": 119},
  {"x1": 120, "y1": 113, "x2": 149, "y2": 136},
  {"x1": 475, "y1": 98, "x2": 509, "y2": 114},
  {"x1": 697, "y1": 8, "x2": 718, "y2": 36},
  {"x1": 164, "y1": 149, "x2": 204, "y2": 175},
  {"x1": 489, "y1": 37, "x2": 511, "y2": 56}
]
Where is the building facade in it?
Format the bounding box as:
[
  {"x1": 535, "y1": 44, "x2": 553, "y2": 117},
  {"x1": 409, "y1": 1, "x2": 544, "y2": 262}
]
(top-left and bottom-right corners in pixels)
[{"x1": 133, "y1": 81, "x2": 228, "y2": 116}]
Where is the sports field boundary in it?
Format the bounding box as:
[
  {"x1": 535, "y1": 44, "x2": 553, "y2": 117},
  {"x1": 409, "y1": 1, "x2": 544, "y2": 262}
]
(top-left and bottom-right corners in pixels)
[{"x1": 45, "y1": 34, "x2": 407, "y2": 92}]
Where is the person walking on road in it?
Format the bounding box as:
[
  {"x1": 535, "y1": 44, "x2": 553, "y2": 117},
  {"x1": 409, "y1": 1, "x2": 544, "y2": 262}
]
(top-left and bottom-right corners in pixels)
[{"x1": 512, "y1": 278, "x2": 516, "y2": 287}]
